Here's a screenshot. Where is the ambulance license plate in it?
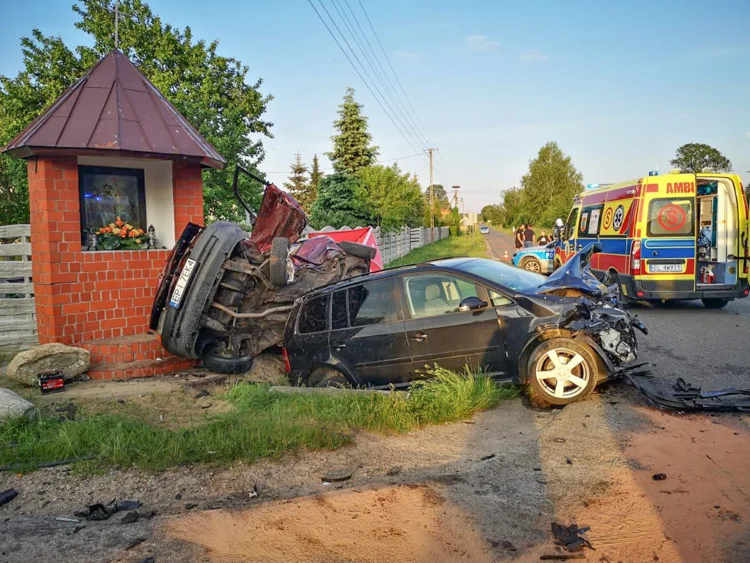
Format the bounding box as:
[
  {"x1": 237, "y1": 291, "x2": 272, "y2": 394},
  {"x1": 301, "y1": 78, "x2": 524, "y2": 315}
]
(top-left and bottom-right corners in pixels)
[
  {"x1": 170, "y1": 258, "x2": 196, "y2": 308},
  {"x1": 649, "y1": 263, "x2": 682, "y2": 273}
]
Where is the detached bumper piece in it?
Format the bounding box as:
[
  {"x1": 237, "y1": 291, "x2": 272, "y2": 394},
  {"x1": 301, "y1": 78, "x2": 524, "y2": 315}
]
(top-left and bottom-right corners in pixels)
[{"x1": 626, "y1": 375, "x2": 750, "y2": 412}]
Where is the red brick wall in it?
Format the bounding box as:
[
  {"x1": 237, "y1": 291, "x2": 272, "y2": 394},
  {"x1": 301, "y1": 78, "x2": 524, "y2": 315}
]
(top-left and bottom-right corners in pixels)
[{"x1": 29, "y1": 156, "x2": 204, "y2": 346}]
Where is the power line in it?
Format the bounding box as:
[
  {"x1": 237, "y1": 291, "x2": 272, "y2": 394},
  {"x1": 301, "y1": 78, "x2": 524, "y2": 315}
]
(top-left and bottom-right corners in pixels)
[
  {"x1": 308, "y1": 0, "x2": 423, "y2": 156},
  {"x1": 263, "y1": 152, "x2": 424, "y2": 174}
]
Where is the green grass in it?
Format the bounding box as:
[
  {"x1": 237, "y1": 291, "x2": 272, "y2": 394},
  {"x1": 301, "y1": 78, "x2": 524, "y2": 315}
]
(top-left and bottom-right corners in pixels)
[
  {"x1": 387, "y1": 234, "x2": 487, "y2": 268},
  {"x1": 0, "y1": 367, "x2": 517, "y2": 473}
]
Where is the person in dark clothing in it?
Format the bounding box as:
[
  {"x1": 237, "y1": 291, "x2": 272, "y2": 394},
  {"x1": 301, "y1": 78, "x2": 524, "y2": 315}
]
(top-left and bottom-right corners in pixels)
[
  {"x1": 523, "y1": 224, "x2": 535, "y2": 247},
  {"x1": 514, "y1": 224, "x2": 525, "y2": 249},
  {"x1": 538, "y1": 231, "x2": 549, "y2": 245}
]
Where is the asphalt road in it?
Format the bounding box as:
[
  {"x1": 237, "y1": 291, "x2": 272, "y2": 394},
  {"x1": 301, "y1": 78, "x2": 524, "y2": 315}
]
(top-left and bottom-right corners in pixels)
[{"x1": 484, "y1": 228, "x2": 750, "y2": 390}]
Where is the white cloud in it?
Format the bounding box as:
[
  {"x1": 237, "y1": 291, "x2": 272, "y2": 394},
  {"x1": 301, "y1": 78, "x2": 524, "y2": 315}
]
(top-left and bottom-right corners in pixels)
[
  {"x1": 465, "y1": 35, "x2": 500, "y2": 52},
  {"x1": 519, "y1": 49, "x2": 549, "y2": 63}
]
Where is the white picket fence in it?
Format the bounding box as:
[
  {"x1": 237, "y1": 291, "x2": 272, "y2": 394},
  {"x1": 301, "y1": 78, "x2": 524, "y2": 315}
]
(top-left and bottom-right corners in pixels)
[
  {"x1": 310, "y1": 225, "x2": 450, "y2": 265},
  {"x1": 0, "y1": 224, "x2": 38, "y2": 354}
]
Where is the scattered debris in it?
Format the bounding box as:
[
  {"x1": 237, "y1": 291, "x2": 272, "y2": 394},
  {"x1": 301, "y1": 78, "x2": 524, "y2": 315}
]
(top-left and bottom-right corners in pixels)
[
  {"x1": 54, "y1": 517, "x2": 80, "y2": 523},
  {"x1": 321, "y1": 469, "x2": 353, "y2": 483},
  {"x1": 626, "y1": 375, "x2": 750, "y2": 412},
  {"x1": 39, "y1": 371, "x2": 65, "y2": 394},
  {"x1": 140, "y1": 557, "x2": 155, "y2": 563},
  {"x1": 174, "y1": 494, "x2": 182, "y2": 500},
  {"x1": 248, "y1": 485, "x2": 259, "y2": 499},
  {"x1": 551, "y1": 522, "x2": 594, "y2": 552},
  {"x1": 75, "y1": 500, "x2": 118, "y2": 521},
  {"x1": 652, "y1": 473, "x2": 667, "y2": 481},
  {"x1": 200, "y1": 403, "x2": 212, "y2": 409},
  {"x1": 117, "y1": 500, "x2": 142, "y2": 511},
  {"x1": 480, "y1": 454, "x2": 496, "y2": 461},
  {"x1": 566, "y1": 457, "x2": 573, "y2": 465},
  {"x1": 73, "y1": 525, "x2": 85, "y2": 534},
  {"x1": 194, "y1": 390, "x2": 210, "y2": 399},
  {"x1": 121, "y1": 511, "x2": 140, "y2": 524},
  {"x1": 540, "y1": 555, "x2": 585, "y2": 561},
  {"x1": 126, "y1": 537, "x2": 147, "y2": 550},
  {"x1": 0, "y1": 488, "x2": 18, "y2": 507},
  {"x1": 185, "y1": 503, "x2": 198, "y2": 510}
]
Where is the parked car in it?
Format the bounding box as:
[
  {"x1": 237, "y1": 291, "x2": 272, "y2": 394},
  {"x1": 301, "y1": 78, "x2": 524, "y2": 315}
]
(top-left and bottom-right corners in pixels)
[
  {"x1": 512, "y1": 242, "x2": 556, "y2": 274},
  {"x1": 480, "y1": 225, "x2": 490, "y2": 235},
  {"x1": 283, "y1": 243, "x2": 647, "y2": 406},
  {"x1": 150, "y1": 167, "x2": 375, "y2": 374}
]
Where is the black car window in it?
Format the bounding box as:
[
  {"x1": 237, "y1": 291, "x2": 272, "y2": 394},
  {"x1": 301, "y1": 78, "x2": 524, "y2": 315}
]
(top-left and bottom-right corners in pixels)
[
  {"x1": 348, "y1": 278, "x2": 401, "y2": 326},
  {"x1": 489, "y1": 290, "x2": 513, "y2": 307},
  {"x1": 564, "y1": 207, "x2": 579, "y2": 240},
  {"x1": 331, "y1": 290, "x2": 348, "y2": 330},
  {"x1": 404, "y1": 274, "x2": 480, "y2": 318},
  {"x1": 298, "y1": 295, "x2": 329, "y2": 334}
]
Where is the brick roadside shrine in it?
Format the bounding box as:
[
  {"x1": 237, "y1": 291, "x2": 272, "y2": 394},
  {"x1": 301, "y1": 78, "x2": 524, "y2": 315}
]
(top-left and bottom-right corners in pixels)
[{"x1": 1, "y1": 50, "x2": 226, "y2": 380}]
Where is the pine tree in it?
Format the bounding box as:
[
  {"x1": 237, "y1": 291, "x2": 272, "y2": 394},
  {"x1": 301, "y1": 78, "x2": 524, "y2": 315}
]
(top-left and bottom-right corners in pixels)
[
  {"x1": 327, "y1": 87, "x2": 379, "y2": 174},
  {"x1": 308, "y1": 154, "x2": 324, "y2": 208},
  {"x1": 283, "y1": 151, "x2": 312, "y2": 210}
]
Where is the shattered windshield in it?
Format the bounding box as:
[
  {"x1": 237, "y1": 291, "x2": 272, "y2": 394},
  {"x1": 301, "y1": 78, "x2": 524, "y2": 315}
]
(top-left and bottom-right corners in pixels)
[{"x1": 456, "y1": 258, "x2": 546, "y2": 292}]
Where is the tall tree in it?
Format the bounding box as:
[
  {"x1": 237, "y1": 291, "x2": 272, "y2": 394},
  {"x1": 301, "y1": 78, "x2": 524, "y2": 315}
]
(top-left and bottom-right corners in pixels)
[
  {"x1": 520, "y1": 143, "x2": 583, "y2": 226},
  {"x1": 358, "y1": 164, "x2": 424, "y2": 230},
  {"x1": 309, "y1": 173, "x2": 370, "y2": 229},
  {"x1": 670, "y1": 143, "x2": 732, "y2": 173},
  {"x1": 0, "y1": 0, "x2": 272, "y2": 225},
  {"x1": 308, "y1": 154, "x2": 324, "y2": 206},
  {"x1": 326, "y1": 87, "x2": 378, "y2": 175},
  {"x1": 283, "y1": 151, "x2": 313, "y2": 211}
]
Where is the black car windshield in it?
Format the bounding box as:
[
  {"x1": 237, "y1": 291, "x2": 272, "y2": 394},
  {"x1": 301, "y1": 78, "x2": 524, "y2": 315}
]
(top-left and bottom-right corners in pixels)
[{"x1": 455, "y1": 258, "x2": 546, "y2": 292}]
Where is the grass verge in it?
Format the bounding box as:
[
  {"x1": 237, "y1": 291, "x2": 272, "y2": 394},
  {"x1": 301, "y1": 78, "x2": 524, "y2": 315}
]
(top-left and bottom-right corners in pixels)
[
  {"x1": 0, "y1": 367, "x2": 517, "y2": 473},
  {"x1": 387, "y1": 234, "x2": 486, "y2": 268}
]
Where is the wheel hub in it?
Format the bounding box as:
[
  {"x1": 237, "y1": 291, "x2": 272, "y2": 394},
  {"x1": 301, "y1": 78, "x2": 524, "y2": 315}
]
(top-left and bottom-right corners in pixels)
[{"x1": 535, "y1": 348, "x2": 589, "y2": 399}]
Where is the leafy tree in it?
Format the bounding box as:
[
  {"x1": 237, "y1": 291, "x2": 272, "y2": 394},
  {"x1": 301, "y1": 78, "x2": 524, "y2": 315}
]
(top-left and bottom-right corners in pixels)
[
  {"x1": 327, "y1": 87, "x2": 378, "y2": 175},
  {"x1": 520, "y1": 143, "x2": 583, "y2": 227},
  {"x1": 283, "y1": 151, "x2": 313, "y2": 211},
  {"x1": 309, "y1": 173, "x2": 370, "y2": 229},
  {"x1": 0, "y1": 0, "x2": 272, "y2": 225},
  {"x1": 481, "y1": 204, "x2": 503, "y2": 224},
  {"x1": 357, "y1": 164, "x2": 424, "y2": 230},
  {"x1": 308, "y1": 154, "x2": 324, "y2": 207},
  {"x1": 670, "y1": 143, "x2": 732, "y2": 173},
  {"x1": 422, "y1": 183, "x2": 450, "y2": 227},
  {"x1": 500, "y1": 187, "x2": 524, "y2": 227}
]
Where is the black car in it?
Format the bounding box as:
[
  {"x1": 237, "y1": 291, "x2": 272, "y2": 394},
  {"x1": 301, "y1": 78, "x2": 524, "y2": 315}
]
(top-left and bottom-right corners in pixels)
[{"x1": 282, "y1": 244, "x2": 647, "y2": 406}]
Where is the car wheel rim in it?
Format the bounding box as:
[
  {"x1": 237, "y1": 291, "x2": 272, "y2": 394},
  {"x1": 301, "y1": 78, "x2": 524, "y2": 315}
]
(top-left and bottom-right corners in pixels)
[
  {"x1": 535, "y1": 348, "x2": 590, "y2": 399},
  {"x1": 525, "y1": 260, "x2": 541, "y2": 273}
]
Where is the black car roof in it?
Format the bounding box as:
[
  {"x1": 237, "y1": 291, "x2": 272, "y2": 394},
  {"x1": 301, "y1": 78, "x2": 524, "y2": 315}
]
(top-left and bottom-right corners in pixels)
[{"x1": 303, "y1": 256, "x2": 480, "y2": 298}]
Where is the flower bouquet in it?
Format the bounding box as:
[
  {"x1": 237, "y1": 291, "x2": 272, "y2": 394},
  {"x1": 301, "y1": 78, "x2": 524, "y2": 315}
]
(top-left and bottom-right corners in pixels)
[{"x1": 95, "y1": 216, "x2": 148, "y2": 250}]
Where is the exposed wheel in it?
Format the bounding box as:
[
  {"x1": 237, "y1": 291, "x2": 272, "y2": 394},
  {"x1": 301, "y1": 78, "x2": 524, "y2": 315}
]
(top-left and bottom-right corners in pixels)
[
  {"x1": 702, "y1": 298, "x2": 730, "y2": 309},
  {"x1": 201, "y1": 345, "x2": 254, "y2": 374},
  {"x1": 526, "y1": 338, "x2": 599, "y2": 406},
  {"x1": 339, "y1": 241, "x2": 376, "y2": 260},
  {"x1": 307, "y1": 366, "x2": 349, "y2": 388},
  {"x1": 270, "y1": 237, "x2": 290, "y2": 287},
  {"x1": 521, "y1": 256, "x2": 542, "y2": 273}
]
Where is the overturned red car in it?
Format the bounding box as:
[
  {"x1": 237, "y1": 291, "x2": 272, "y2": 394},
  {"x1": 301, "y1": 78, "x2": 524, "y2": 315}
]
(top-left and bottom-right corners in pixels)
[{"x1": 150, "y1": 167, "x2": 375, "y2": 373}]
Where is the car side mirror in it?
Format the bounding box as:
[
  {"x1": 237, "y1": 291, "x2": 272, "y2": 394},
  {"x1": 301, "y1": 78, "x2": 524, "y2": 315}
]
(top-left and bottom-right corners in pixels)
[{"x1": 459, "y1": 296, "x2": 488, "y2": 312}]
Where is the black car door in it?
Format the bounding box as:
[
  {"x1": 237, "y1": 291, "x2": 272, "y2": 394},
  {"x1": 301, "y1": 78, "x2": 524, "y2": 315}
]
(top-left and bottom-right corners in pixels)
[
  {"x1": 400, "y1": 272, "x2": 507, "y2": 376},
  {"x1": 328, "y1": 277, "x2": 412, "y2": 387}
]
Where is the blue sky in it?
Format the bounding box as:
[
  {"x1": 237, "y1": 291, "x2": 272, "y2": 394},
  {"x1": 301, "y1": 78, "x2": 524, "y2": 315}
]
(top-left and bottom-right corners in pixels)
[{"x1": 2, "y1": 0, "x2": 749, "y2": 212}]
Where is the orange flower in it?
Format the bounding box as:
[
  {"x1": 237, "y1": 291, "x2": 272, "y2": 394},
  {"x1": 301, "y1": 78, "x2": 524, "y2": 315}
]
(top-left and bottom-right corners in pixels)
[
  {"x1": 120, "y1": 231, "x2": 127, "y2": 238},
  {"x1": 115, "y1": 220, "x2": 124, "y2": 227},
  {"x1": 105, "y1": 226, "x2": 112, "y2": 233},
  {"x1": 129, "y1": 230, "x2": 138, "y2": 238}
]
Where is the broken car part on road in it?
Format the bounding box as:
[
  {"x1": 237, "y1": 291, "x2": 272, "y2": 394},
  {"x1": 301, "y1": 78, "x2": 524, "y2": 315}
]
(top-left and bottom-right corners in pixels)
[
  {"x1": 284, "y1": 242, "x2": 647, "y2": 406},
  {"x1": 626, "y1": 375, "x2": 750, "y2": 412},
  {"x1": 151, "y1": 166, "x2": 375, "y2": 374}
]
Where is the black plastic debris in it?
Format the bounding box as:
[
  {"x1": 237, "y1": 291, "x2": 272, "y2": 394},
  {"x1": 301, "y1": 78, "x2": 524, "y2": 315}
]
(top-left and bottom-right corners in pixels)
[
  {"x1": 551, "y1": 522, "x2": 593, "y2": 552},
  {"x1": 75, "y1": 500, "x2": 118, "y2": 521},
  {"x1": 194, "y1": 390, "x2": 210, "y2": 399},
  {"x1": 480, "y1": 454, "x2": 496, "y2": 461},
  {"x1": 140, "y1": 557, "x2": 155, "y2": 563},
  {"x1": 122, "y1": 511, "x2": 140, "y2": 524},
  {"x1": 117, "y1": 500, "x2": 142, "y2": 511},
  {"x1": 321, "y1": 469, "x2": 352, "y2": 483},
  {"x1": 0, "y1": 489, "x2": 18, "y2": 507},
  {"x1": 626, "y1": 375, "x2": 750, "y2": 412},
  {"x1": 652, "y1": 473, "x2": 667, "y2": 481}
]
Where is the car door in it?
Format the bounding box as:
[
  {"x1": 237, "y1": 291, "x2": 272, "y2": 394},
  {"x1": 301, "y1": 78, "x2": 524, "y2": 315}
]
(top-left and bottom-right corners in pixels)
[
  {"x1": 401, "y1": 272, "x2": 506, "y2": 376},
  {"x1": 328, "y1": 278, "x2": 412, "y2": 387},
  {"x1": 557, "y1": 207, "x2": 580, "y2": 266}
]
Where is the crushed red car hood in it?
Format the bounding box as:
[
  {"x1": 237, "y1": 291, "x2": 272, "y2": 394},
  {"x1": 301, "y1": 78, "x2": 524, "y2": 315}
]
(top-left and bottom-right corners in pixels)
[{"x1": 248, "y1": 184, "x2": 307, "y2": 254}]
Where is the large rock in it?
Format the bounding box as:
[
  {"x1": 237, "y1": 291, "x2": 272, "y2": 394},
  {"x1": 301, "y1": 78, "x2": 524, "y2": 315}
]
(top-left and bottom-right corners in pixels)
[
  {"x1": 6, "y1": 343, "x2": 90, "y2": 386},
  {"x1": 0, "y1": 388, "x2": 36, "y2": 422}
]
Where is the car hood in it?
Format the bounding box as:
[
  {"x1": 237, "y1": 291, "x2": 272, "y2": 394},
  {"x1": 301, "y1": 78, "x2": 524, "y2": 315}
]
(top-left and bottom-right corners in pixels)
[
  {"x1": 248, "y1": 184, "x2": 307, "y2": 254},
  {"x1": 535, "y1": 242, "x2": 607, "y2": 298}
]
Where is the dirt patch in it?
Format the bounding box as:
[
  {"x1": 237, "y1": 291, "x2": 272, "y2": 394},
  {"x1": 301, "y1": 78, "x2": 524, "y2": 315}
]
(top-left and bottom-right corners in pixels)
[{"x1": 167, "y1": 484, "x2": 494, "y2": 563}]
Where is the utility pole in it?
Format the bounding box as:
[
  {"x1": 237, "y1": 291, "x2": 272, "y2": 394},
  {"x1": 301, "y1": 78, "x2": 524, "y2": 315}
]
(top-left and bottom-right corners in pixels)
[{"x1": 425, "y1": 148, "x2": 438, "y2": 238}]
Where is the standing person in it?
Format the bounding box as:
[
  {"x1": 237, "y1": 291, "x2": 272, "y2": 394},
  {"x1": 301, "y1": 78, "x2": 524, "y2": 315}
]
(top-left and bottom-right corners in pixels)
[
  {"x1": 523, "y1": 223, "x2": 535, "y2": 247},
  {"x1": 515, "y1": 224, "x2": 525, "y2": 249},
  {"x1": 538, "y1": 231, "x2": 549, "y2": 245}
]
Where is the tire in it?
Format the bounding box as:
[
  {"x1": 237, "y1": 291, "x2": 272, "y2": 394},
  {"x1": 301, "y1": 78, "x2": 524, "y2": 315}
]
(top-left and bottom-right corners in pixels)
[
  {"x1": 160, "y1": 222, "x2": 248, "y2": 359},
  {"x1": 339, "y1": 241, "x2": 376, "y2": 260},
  {"x1": 270, "y1": 237, "x2": 290, "y2": 287},
  {"x1": 201, "y1": 345, "x2": 254, "y2": 374},
  {"x1": 307, "y1": 366, "x2": 349, "y2": 388},
  {"x1": 526, "y1": 338, "x2": 599, "y2": 407},
  {"x1": 521, "y1": 256, "x2": 542, "y2": 273},
  {"x1": 702, "y1": 298, "x2": 730, "y2": 309}
]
